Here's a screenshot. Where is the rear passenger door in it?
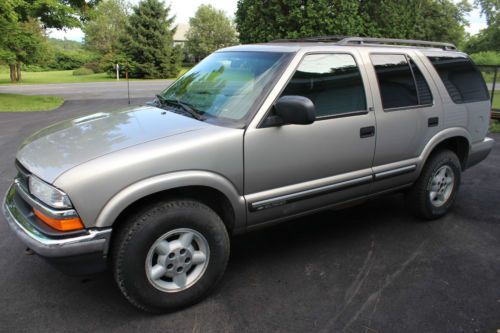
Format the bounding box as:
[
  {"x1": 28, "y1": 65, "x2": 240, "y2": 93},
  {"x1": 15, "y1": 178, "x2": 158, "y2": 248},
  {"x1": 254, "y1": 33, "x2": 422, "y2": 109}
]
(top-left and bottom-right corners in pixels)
[
  {"x1": 361, "y1": 51, "x2": 443, "y2": 192},
  {"x1": 244, "y1": 52, "x2": 376, "y2": 225}
]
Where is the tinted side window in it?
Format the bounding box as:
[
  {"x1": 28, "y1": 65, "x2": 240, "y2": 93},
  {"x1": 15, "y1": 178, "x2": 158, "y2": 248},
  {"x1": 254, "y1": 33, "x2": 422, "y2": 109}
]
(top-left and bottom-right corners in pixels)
[
  {"x1": 427, "y1": 56, "x2": 489, "y2": 103},
  {"x1": 409, "y1": 59, "x2": 433, "y2": 105},
  {"x1": 281, "y1": 54, "x2": 366, "y2": 118},
  {"x1": 371, "y1": 54, "x2": 419, "y2": 109}
]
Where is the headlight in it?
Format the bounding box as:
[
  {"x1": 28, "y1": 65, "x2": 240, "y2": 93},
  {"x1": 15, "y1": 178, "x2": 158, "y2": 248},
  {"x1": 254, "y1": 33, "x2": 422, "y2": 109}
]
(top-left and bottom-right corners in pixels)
[{"x1": 28, "y1": 175, "x2": 72, "y2": 209}]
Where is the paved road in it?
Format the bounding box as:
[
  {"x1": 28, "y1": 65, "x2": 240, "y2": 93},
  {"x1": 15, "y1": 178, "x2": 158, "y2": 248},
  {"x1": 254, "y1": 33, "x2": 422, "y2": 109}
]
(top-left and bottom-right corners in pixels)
[
  {"x1": 0, "y1": 99, "x2": 499, "y2": 332},
  {"x1": 0, "y1": 79, "x2": 498, "y2": 105},
  {"x1": 0, "y1": 80, "x2": 174, "y2": 100},
  {"x1": 487, "y1": 83, "x2": 499, "y2": 91}
]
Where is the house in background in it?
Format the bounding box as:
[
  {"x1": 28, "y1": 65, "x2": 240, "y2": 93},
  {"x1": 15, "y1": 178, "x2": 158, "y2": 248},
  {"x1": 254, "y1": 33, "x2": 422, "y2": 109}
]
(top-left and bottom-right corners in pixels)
[{"x1": 174, "y1": 23, "x2": 189, "y2": 46}]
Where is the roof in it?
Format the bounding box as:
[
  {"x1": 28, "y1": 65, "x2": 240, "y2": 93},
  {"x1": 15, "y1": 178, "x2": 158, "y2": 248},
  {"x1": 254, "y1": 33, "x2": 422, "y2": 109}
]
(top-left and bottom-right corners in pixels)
[
  {"x1": 174, "y1": 23, "x2": 189, "y2": 42},
  {"x1": 219, "y1": 36, "x2": 463, "y2": 54}
]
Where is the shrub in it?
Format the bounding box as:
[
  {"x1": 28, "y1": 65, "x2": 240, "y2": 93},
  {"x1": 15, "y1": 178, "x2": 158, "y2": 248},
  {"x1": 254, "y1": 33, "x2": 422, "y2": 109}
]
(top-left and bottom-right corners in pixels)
[
  {"x1": 100, "y1": 52, "x2": 136, "y2": 78},
  {"x1": 470, "y1": 52, "x2": 500, "y2": 66},
  {"x1": 48, "y1": 50, "x2": 100, "y2": 70},
  {"x1": 83, "y1": 61, "x2": 103, "y2": 73},
  {"x1": 72, "y1": 67, "x2": 94, "y2": 76},
  {"x1": 23, "y1": 64, "x2": 50, "y2": 72}
]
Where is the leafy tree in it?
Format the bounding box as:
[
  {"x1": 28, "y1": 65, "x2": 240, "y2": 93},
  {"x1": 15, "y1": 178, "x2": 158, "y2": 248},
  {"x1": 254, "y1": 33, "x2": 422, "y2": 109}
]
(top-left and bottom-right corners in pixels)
[
  {"x1": 186, "y1": 5, "x2": 238, "y2": 61},
  {"x1": 0, "y1": 0, "x2": 100, "y2": 82},
  {"x1": 0, "y1": 18, "x2": 50, "y2": 82},
  {"x1": 361, "y1": 0, "x2": 471, "y2": 46},
  {"x1": 235, "y1": 0, "x2": 470, "y2": 46},
  {"x1": 120, "y1": 0, "x2": 182, "y2": 78},
  {"x1": 465, "y1": 0, "x2": 499, "y2": 52},
  {"x1": 235, "y1": 0, "x2": 365, "y2": 43},
  {"x1": 83, "y1": 0, "x2": 129, "y2": 55}
]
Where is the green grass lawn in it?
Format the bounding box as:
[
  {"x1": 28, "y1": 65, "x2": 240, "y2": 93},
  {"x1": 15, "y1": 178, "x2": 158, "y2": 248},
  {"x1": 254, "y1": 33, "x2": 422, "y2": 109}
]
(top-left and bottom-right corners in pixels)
[
  {"x1": 492, "y1": 91, "x2": 500, "y2": 109},
  {"x1": 0, "y1": 68, "x2": 190, "y2": 85},
  {"x1": 0, "y1": 93, "x2": 64, "y2": 112},
  {"x1": 490, "y1": 120, "x2": 500, "y2": 133}
]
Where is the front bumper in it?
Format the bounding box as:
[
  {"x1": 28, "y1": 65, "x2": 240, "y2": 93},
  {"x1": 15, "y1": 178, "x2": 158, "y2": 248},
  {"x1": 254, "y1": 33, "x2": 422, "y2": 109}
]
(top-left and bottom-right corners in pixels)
[
  {"x1": 2, "y1": 183, "x2": 112, "y2": 275},
  {"x1": 466, "y1": 137, "x2": 495, "y2": 169}
]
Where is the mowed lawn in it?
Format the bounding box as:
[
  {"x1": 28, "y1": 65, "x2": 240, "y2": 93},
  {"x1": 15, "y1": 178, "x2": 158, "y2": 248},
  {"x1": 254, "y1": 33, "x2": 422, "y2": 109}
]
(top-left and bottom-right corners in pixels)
[
  {"x1": 0, "y1": 93, "x2": 64, "y2": 112},
  {"x1": 0, "y1": 68, "x2": 190, "y2": 85},
  {"x1": 493, "y1": 91, "x2": 500, "y2": 109}
]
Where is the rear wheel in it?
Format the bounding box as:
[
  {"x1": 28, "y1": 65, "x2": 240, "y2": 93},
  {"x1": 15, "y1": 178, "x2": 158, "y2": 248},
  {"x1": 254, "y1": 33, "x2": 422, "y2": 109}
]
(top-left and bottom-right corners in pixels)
[
  {"x1": 112, "y1": 199, "x2": 230, "y2": 313},
  {"x1": 406, "y1": 149, "x2": 461, "y2": 220}
]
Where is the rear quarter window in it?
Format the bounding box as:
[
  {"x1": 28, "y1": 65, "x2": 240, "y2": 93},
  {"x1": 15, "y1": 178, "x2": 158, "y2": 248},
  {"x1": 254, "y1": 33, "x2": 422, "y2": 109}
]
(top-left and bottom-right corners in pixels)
[{"x1": 426, "y1": 56, "x2": 489, "y2": 104}]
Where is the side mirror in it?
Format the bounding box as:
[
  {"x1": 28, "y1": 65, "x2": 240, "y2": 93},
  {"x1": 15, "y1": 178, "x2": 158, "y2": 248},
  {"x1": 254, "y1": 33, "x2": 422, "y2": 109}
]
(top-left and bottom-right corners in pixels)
[{"x1": 269, "y1": 95, "x2": 316, "y2": 126}]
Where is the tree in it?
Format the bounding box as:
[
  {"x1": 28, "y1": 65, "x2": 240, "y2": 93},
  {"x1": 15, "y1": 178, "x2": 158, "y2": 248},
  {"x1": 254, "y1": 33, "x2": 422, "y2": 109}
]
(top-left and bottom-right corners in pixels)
[
  {"x1": 361, "y1": 0, "x2": 471, "y2": 46},
  {"x1": 235, "y1": 0, "x2": 470, "y2": 46},
  {"x1": 0, "y1": 0, "x2": 100, "y2": 82},
  {"x1": 235, "y1": 0, "x2": 365, "y2": 43},
  {"x1": 465, "y1": 0, "x2": 500, "y2": 52},
  {"x1": 83, "y1": 0, "x2": 129, "y2": 55},
  {"x1": 186, "y1": 5, "x2": 238, "y2": 61},
  {"x1": 120, "y1": 0, "x2": 182, "y2": 78}
]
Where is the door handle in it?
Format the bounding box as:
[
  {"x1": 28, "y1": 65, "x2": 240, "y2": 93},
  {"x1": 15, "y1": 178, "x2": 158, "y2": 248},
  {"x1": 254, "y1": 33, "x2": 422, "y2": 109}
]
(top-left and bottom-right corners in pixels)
[
  {"x1": 360, "y1": 126, "x2": 375, "y2": 138},
  {"x1": 428, "y1": 117, "x2": 439, "y2": 127}
]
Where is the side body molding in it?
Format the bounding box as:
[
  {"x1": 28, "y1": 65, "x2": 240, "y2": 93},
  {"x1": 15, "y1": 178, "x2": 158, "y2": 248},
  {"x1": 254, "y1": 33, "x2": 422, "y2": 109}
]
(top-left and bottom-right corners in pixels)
[{"x1": 95, "y1": 171, "x2": 246, "y2": 231}]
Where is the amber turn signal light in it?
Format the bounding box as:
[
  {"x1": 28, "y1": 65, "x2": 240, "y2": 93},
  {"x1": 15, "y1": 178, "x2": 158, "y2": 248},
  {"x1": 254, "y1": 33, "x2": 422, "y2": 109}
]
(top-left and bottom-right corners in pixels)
[{"x1": 33, "y1": 209, "x2": 84, "y2": 231}]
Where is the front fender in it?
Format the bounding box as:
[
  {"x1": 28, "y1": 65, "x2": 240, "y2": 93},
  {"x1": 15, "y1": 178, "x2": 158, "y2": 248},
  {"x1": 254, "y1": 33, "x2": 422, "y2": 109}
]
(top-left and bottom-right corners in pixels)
[{"x1": 94, "y1": 171, "x2": 246, "y2": 230}]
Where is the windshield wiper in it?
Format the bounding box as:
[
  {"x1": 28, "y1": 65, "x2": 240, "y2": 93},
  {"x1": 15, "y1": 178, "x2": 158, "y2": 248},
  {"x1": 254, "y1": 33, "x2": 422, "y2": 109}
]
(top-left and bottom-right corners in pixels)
[{"x1": 155, "y1": 94, "x2": 204, "y2": 120}]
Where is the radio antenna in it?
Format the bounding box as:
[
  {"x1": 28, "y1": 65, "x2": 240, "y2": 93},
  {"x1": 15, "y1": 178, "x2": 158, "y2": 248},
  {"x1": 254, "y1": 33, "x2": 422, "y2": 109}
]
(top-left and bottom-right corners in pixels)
[{"x1": 126, "y1": 64, "x2": 130, "y2": 105}]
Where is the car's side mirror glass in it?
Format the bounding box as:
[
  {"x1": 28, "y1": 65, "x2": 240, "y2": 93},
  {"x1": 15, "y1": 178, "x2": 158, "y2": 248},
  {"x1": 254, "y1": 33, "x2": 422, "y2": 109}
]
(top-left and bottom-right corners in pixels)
[{"x1": 265, "y1": 95, "x2": 316, "y2": 127}]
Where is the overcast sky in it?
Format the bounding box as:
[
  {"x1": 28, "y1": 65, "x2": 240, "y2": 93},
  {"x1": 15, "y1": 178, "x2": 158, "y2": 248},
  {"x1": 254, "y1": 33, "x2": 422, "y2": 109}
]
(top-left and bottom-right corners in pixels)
[{"x1": 48, "y1": 0, "x2": 487, "y2": 41}]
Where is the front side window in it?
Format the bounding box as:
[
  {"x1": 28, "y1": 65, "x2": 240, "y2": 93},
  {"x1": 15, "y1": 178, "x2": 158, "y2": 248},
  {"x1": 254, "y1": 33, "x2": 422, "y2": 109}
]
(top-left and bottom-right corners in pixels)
[
  {"x1": 281, "y1": 53, "x2": 367, "y2": 118},
  {"x1": 370, "y1": 54, "x2": 433, "y2": 109},
  {"x1": 426, "y1": 55, "x2": 489, "y2": 104},
  {"x1": 160, "y1": 51, "x2": 292, "y2": 125}
]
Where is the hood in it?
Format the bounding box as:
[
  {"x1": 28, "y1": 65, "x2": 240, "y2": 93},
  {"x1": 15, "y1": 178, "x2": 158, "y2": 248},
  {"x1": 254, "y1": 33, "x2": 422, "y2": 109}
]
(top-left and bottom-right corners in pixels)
[{"x1": 17, "y1": 105, "x2": 208, "y2": 183}]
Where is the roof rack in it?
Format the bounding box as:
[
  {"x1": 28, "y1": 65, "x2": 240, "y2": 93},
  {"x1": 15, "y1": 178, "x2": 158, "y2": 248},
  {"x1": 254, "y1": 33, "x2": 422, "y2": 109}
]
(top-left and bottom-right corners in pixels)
[
  {"x1": 270, "y1": 36, "x2": 457, "y2": 50},
  {"x1": 271, "y1": 36, "x2": 347, "y2": 43},
  {"x1": 338, "y1": 37, "x2": 456, "y2": 50}
]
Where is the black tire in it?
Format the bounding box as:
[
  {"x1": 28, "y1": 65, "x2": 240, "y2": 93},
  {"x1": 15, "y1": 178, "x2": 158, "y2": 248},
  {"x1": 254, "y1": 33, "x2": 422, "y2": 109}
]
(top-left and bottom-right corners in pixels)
[
  {"x1": 406, "y1": 149, "x2": 461, "y2": 220},
  {"x1": 111, "y1": 199, "x2": 230, "y2": 313}
]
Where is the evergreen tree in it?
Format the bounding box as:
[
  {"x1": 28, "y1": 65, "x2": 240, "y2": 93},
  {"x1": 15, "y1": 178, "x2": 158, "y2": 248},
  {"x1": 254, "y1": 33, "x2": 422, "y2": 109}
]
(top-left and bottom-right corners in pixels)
[{"x1": 120, "y1": 0, "x2": 182, "y2": 78}]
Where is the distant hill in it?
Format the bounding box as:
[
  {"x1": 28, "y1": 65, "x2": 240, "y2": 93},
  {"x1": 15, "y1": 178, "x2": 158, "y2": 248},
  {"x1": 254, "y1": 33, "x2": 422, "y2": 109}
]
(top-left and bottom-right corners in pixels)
[{"x1": 49, "y1": 38, "x2": 84, "y2": 51}]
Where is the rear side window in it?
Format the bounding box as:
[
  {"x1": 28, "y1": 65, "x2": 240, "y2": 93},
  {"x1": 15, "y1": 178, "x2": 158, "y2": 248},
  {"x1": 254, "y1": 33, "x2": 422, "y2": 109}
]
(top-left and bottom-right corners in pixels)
[
  {"x1": 370, "y1": 54, "x2": 433, "y2": 109},
  {"x1": 426, "y1": 56, "x2": 489, "y2": 104},
  {"x1": 281, "y1": 53, "x2": 367, "y2": 118}
]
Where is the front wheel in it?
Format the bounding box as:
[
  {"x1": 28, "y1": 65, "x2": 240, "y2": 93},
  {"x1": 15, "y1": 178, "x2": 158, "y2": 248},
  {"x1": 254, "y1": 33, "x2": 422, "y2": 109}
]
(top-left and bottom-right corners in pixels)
[
  {"x1": 112, "y1": 199, "x2": 230, "y2": 313},
  {"x1": 406, "y1": 149, "x2": 462, "y2": 220}
]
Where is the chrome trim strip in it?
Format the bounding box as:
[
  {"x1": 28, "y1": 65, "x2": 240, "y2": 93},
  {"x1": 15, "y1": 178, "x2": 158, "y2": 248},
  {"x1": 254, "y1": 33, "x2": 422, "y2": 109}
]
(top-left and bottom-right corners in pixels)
[
  {"x1": 14, "y1": 179, "x2": 78, "y2": 219},
  {"x1": 374, "y1": 165, "x2": 417, "y2": 180},
  {"x1": 251, "y1": 175, "x2": 373, "y2": 210}
]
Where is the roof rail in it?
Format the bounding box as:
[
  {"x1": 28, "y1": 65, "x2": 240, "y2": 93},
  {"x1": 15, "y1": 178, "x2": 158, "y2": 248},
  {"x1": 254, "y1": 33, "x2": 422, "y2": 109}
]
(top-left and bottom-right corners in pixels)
[
  {"x1": 337, "y1": 37, "x2": 457, "y2": 50},
  {"x1": 270, "y1": 36, "x2": 457, "y2": 50},
  {"x1": 271, "y1": 36, "x2": 348, "y2": 43}
]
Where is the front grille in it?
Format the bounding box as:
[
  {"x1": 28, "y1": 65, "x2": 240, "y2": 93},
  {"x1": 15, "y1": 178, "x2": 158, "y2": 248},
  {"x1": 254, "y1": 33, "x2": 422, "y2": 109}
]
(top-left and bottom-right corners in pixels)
[{"x1": 15, "y1": 160, "x2": 30, "y2": 192}]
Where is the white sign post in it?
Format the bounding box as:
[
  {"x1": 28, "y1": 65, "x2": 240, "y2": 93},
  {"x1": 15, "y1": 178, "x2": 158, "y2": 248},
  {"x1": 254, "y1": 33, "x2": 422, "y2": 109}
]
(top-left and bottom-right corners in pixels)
[{"x1": 115, "y1": 63, "x2": 120, "y2": 81}]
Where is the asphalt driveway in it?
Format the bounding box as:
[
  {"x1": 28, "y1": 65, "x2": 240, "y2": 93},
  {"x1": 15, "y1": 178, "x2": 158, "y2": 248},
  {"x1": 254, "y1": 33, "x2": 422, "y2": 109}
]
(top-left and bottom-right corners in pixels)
[
  {"x1": 0, "y1": 80, "x2": 174, "y2": 100},
  {"x1": 0, "y1": 99, "x2": 499, "y2": 333}
]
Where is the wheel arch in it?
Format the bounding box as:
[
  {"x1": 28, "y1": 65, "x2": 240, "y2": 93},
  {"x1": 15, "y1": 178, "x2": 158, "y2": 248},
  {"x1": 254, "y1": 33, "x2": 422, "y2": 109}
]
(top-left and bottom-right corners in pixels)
[
  {"x1": 419, "y1": 128, "x2": 471, "y2": 172},
  {"x1": 95, "y1": 171, "x2": 246, "y2": 233}
]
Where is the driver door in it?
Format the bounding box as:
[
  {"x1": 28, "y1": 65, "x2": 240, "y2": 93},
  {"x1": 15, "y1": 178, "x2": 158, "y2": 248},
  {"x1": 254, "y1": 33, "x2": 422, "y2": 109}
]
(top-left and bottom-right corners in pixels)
[{"x1": 244, "y1": 52, "x2": 376, "y2": 226}]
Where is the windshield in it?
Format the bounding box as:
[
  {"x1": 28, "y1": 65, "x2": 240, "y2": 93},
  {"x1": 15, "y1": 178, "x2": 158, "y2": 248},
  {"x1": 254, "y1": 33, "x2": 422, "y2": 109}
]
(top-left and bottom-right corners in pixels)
[{"x1": 159, "y1": 51, "x2": 291, "y2": 126}]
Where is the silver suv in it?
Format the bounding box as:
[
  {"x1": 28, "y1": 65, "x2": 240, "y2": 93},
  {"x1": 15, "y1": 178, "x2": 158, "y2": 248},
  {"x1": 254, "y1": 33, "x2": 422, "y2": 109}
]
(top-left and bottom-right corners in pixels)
[{"x1": 3, "y1": 37, "x2": 494, "y2": 312}]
